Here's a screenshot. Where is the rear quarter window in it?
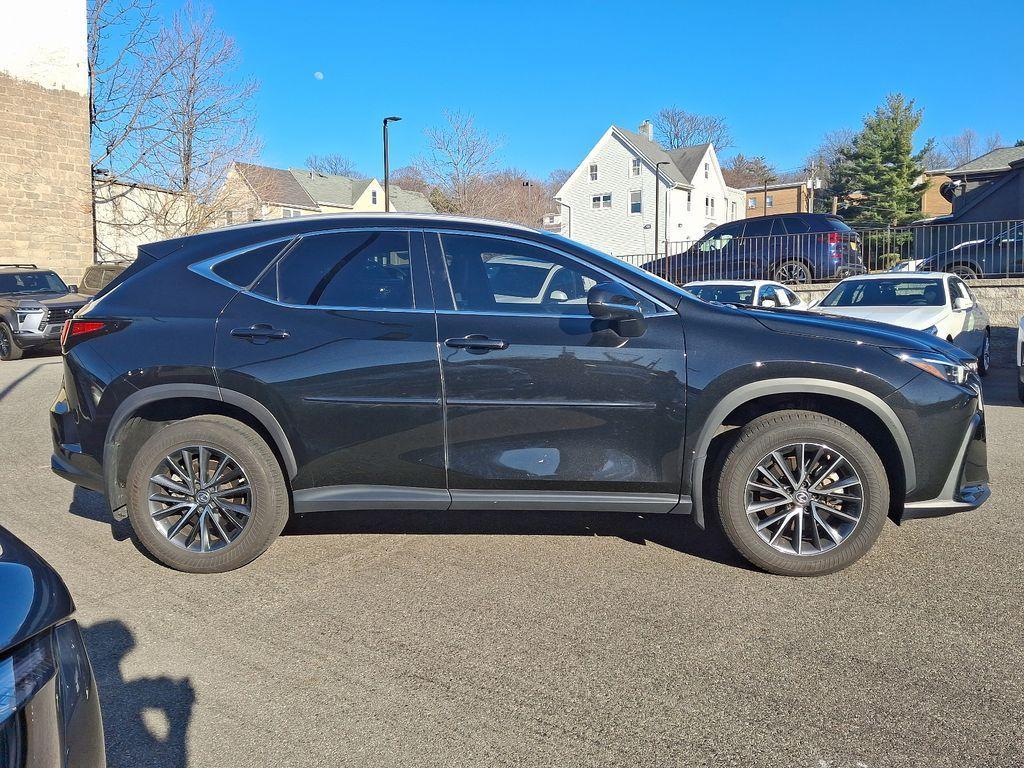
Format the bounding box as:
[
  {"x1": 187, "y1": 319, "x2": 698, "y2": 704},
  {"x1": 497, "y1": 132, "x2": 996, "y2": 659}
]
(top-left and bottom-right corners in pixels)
[{"x1": 212, "y1": 242, "x2": 287, "y2": 287}]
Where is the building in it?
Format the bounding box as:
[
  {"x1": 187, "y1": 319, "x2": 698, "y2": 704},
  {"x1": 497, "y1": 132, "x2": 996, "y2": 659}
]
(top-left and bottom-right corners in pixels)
[
  {"x1": 554, "y1": 122, "x2": 745, "y2": 256},
  {"x1": 939, "y1": 147, "x2": 1024, "y2": 223},
  {"x1": 93, "y1": 177, "x2": 188, "y2": 261},
  {"x1": 744, "y1": 181, "x2": 813, "y2": 217},
  {"x1": 0, "y1": 2, "x2": 93, "y2": 281},
  {"x1": 541, "y1": 212, "x2": 561, "y2": 232},
  {"x1": 219, "y1": 162, "x2": 435, "y2": 225},
  {"x1": 920, "y1": 169, "x2": 953, "y2": 218}
]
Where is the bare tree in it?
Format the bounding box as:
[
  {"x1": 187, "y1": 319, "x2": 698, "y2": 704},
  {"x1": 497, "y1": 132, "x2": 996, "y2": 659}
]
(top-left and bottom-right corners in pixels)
[
  {"x1": 653, "y1": 107, "x2": 733, "y2": 150},
  {"x1": 389, "y1": 165, "x2": 431, "y2": 196},
  {"x1": 145, "y1": 3, "x2": 260, "y2": 236},
  {"x1": 943, "y1": 129, "x2": 1004, "y2": 168},
  {"x1": 546, "y1": 168, "x2": 572, "y2": 193},
  {"x1": 305, "y1": 153, "x2": 365, "y2": 178},
  {"x1": 722, "y1": 154, "x2": 777, "y2": 187},
  {"x1": 416, "y1": 111, "x2": 503, "y2": 216}
]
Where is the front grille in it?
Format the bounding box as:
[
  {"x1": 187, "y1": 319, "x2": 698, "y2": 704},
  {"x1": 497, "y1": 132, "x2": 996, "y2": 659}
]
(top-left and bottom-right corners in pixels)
[{"x1": 44, "y1": 307, "x2": 77, "y2": 324}]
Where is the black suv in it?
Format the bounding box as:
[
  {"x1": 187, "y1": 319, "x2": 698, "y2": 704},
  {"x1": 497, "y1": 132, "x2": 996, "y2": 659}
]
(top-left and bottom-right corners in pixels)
[
  {"x1": 643, "y1": 213, "x2": 865, "y2": 285},
  {"x1": 0, "y1": 264, "x2": 88, "y2": 361},
  {"x1": 50, "y1": 214, "x2": 988, "y2": 576}
]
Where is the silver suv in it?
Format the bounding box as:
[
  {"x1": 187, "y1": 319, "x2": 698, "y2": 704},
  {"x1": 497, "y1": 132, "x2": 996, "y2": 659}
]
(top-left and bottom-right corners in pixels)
[{"x1": 0, "y1": 264, "x2": 87, "y2": 360}]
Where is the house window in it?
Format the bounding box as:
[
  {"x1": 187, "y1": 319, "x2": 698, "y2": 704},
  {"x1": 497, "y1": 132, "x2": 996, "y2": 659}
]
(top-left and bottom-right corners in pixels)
[
  {"x1": 631, "y1": 158, "x2": 641, "y2": 176},
  {"x1": 766, "y1": 195, "x2": 774, "y2": 208},
  {"x1": 629, "y1": 190, "x2": 642, "y2": 214},
  {"x1": 687, "y1": 190, "x2": 692, "y2": 211},
  {"x1": 592, "y1": 193, "x2": 612, "y2": 209},
  {"x1": 589, "y1": 163, "x2": 598, "y2": 181},
  {"x1": 747, "y1": 198, "x2": 757, "y2": 209},
  {"x1": 704, "y1": 162, "x2": 709, "y2": 179},
  {"x1": 705, "y1": 197, "x2": 715, "y2": 216},
  {"x1": 731, "y1": 201, "x2": 737, "y2": 219},
  {"x1": 371, "y1": 190, "x2": 378, "y2": 204}
]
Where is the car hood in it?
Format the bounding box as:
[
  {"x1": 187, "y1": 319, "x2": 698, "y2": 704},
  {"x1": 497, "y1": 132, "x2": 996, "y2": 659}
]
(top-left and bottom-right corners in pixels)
[
  {"x1": 6, "y1": 292, "x2": 88, "y2": 309},
  {"x1": 742, "y1": 304, "x2": 972, "y2": 362},
  {"x1": 808, "y1": 305, "x2": 947, "y2": 331},
  {"x1": 0, "y1": 526, "x2": 75, "y2": 655}
]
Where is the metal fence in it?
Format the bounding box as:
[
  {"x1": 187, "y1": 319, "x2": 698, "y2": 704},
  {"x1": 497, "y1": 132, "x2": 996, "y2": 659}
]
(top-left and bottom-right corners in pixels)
[{"x1": 618, "y1": 219, "x2": 1024, "y2": 285}]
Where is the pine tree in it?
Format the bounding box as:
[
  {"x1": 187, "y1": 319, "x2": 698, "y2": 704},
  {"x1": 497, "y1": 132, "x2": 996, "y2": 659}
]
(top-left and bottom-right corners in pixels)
[{"x1": 832, "y1": 94, "x2": 932, "y2": 227}]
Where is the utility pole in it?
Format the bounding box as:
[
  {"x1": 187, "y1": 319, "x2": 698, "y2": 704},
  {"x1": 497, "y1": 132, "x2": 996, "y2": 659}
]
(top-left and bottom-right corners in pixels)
[
  {"x1": 654, "y1": 160, "x2": 670, "y2": 259},
  {"x1": 382, "y1": 116, "x2": 402, "y2": 212}
]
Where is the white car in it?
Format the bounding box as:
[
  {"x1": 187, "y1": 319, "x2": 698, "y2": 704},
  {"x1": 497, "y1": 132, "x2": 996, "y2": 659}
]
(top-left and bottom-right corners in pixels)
[
  {"x1": 812, "y1": 272, "x2": 991, "y2": 374},
  {"x1": 683, "y1": 280, "x2": 809, "y2": 310}
]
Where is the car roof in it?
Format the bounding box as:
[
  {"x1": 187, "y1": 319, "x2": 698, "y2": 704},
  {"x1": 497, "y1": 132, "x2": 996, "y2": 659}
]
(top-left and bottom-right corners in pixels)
[
  {"x1": 0, "y1": 265, "x2": 53, "y2": 274},
  {"x1": 834, "y1": 272, "x2": 950, "y2": 282},
  {"x1": 684, "y1": 279, "x2": 777, "y2": 288}
]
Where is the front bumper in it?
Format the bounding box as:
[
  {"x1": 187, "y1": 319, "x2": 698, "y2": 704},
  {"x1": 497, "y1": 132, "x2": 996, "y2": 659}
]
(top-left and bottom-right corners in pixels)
[
  {"x1": 12, "y1": 324, "x2": 64, "y2": 348},
  {"x1": 902, "y1": 407, "x2": 989, "y2": 519}
]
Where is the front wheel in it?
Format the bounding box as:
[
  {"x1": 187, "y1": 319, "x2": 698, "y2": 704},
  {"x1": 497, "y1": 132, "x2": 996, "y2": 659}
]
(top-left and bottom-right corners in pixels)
[
  {"x1": 773, "y1": 260, "x2": 812, "y2": 285},
  {"x1": 717, "y1": 410, "x2": 889, "y2": 577},
  {"x1": 125, "y1": 415, "x2": 289, "y2": 572},
  {"x1": 0, "y1": 323, "x2": 23, "y2": 361},
  {"x1": 951, "y1": 264, "x2": 979, "y2": 280}
]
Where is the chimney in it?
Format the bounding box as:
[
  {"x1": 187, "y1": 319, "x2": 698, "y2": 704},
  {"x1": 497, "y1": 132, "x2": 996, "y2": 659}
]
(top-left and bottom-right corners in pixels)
[{"x1": 638, "y1": 120, "x2": 653, "y2": 140}]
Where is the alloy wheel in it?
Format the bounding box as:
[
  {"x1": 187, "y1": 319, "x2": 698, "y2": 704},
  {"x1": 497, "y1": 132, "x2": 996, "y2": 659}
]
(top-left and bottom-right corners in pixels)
[
  {"x1": 982, "y1": 334, "x2": 991, "y2": 371},
  {"x1": 745, "y1": 442, "x2": 863, "y2": 556},
  {"x1": 775, "y1": 262, "x2": 810, "y2": 285},
  {"x1": 147, "y1": 446, "x2": 252, "y2": 553},
  {"x1": 0, "y1": 331, "x2": 9, "y2": 358}
]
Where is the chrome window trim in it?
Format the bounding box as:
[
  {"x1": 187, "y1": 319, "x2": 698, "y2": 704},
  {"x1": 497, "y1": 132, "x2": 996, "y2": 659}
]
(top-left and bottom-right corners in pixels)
[{"x1": 188, "y1": 225, "x2": 677, "y2": 317}]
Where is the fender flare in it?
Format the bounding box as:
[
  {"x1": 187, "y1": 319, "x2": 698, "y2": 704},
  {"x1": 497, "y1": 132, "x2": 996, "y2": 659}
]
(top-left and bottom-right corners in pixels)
[
  {"x1": 689, "y1": 378, "x2": 916, "y2": 527},
  {"x1": 103, "y1": 383, "x2": 298, "y2": 508}
]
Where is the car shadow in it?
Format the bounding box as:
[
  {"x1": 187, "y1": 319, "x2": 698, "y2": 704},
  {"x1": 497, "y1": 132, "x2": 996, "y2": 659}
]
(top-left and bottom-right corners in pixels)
[
  {"x1": 69, "y1": 485, "x2": 132, "y2": 542},
  {"x1": 283, "y1": 505, "x2": 753, "y2": 571},
  {"x1": 0, "y1": 358, "x2": 61, "y2": 402},
  {"x1": 981, "y1": 325, "x2": 1019, "y2": 407},
  {"x1": 81, "y1": 620, "x2": 195, "y2": 768}
]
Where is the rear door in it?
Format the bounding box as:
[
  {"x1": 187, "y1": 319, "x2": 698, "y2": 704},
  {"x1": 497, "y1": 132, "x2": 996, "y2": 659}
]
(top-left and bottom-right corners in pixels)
[
  {"x1": 213, "y1": 228, "x2": 447, "y2": 510},
  {"x1": 426, "y1": 231, "x2": 687, "y2": 512}
]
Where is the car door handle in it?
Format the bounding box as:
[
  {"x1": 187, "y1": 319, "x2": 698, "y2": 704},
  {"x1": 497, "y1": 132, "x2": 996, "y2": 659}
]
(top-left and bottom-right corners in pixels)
[
  {"x1": 444, "y1": 334, "x2": 509, "y2": 351},
  {"x1": 231, "y1": 324, "x2": 290, "y2": 342}
]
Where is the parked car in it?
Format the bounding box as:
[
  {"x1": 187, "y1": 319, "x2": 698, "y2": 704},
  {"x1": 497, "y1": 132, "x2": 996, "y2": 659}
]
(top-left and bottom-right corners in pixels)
[
  {"x1": 888, "y1": 258, "x2": 927, "y2": 272},
  {"x1": 1018, "y1": 315, "x2": 1024, "y2": 403},
  {"x1": 642, "y1": 214, "x2": 866, "y2": 285},
  {"x1": 51, "y1": 214, "x2": 988, "y2": 577},
  {"x1": 812, "y1": 273, "x2": 991, "y2": 374},
  {"x1": 684, "y1": 280, "x2": 809, "y2": 310},
  {"x1": 0, "y1": 264, "x2": 88, "y2": 361},
  {"x1": 0, "y1": 525, "x2": 105, "y2": 767},
  {"x1": 918, "y1": 222, "x2": 1024, "y2": 279},
  {"x1": 78, "y1": 261, "x2": 129, "y2": 297}
]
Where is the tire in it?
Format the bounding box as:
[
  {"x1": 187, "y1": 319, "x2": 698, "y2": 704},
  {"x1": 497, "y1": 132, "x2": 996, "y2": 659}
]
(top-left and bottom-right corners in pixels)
[
  {"x1": 0, "y1": 323, "x2": 23, "y2": 361},
  {"x1": 125, "y1": 415, "x2": 289, "y2": 573},
  {"x1": 773, "y1": 260, "x2": 812, "y2": 285},
  {"x1": 951, "y1": 264, "x2": 979, "y2": 280},
  {"x1": 978, "y1": 329, "x2": 991, "y2": 377},
  {"x1": 717, "y1": 410, "x2": 889, "y2": 577}
]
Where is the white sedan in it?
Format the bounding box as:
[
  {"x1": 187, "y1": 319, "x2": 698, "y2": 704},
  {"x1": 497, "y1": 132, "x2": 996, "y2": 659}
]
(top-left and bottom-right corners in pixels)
[
  {"x1": 683, "y1": 280, "x2": 809, "y2": 310},
  {"x1": 812, "y1": 272, "x2": 991, "y2": 374}
]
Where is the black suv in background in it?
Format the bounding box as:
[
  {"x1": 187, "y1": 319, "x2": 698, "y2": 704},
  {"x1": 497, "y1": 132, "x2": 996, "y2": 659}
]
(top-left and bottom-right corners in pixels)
[
  {"x1": 51, "y1": 214, "x2": 987, "y2": 576},
  {"x1": 643, "y1": 213, "x2": 865, "y2": 285},
  {"x1": 0, "y1": 264, "x2": 88, "y2": 361}
]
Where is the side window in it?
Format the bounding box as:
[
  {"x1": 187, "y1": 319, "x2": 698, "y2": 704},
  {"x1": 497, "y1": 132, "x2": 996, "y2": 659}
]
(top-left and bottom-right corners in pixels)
[
  {"x1": 782, "y1": 287, "x2": 801, "y2": 306},
  {"x1": 772, "y1": 286, "x2": 792, "y2": 306},
  {"x1": 756, "y1": 285, "x2": 776, "y2": 305},
  {"x1": 743, "y1": 218, "x2": 776, "y2": 238},
  {"x1": 698, "y1": 222, "x2": 743, "y2": 253},
  {"x1": 950, "y1": 278, "x2": 972, "y2": 305},
  {"x1": 439, "y1": 234, "x2": 657, "y2": 316},
  {"x1": 81, "y1": 267, "x2": 102, "y2": 290},
  {"x1": 253, "y1": 230, "x2": 413, "y2": 309},
  {"x1": 213, "y1": 242, "x2": 287, "y2": 288},
  {"x1": 779, "y1": 216, "x2": 810, "y2": 235}
]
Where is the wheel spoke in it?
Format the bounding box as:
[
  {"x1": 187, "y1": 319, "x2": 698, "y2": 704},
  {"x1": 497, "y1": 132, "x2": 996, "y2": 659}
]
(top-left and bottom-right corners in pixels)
[
  {"x1": 198, "y1": 446, "x2": 211, "y2": 486},
  {"x1": 151, "y1": 501, "x2": 192, "y2": 520},
  {"x1": 746, "y1": 481, "x2": 791, "y2": 498},
  {"x1": 150, "y1": 474, "x2": 192, "y2": 496},
  {"x1": 166, "y1": 505, "x2": 198, "y2": 540},
  {"x1": 756, "y1": 508, "x2": 794, "y2": 532},
  {"x1": 747, "y1": 497, "x2": 792, "y2": 514},
  {"x1": 214, "y1": 484, "x2": 250, "y2": 498},
  {"x1": 771, "y1": 450, "x2": 800, "y2": 491},
  {"x1": 754, "y1": 465, "x2": 790, "y2": 495},
  {"x1": 808, "y1": 456, "x2": 844, "y2": 490},
  {"x1": 812, "y1": 503, "x2": 843, "y2": 544},
  {"x1": 216, "y1": 504, "x2": 246, "y2": 529},
  {"x1": 768, "y1": 511, "x2": 796, "y2": 545},
  {"x1": 216, "y1": 499, "x2": 252, "y2": 519},
  {"x1": 209, "y1": 511, "x2": 232, "y2": 543},
  {"x1": 199, "y1": 511, "x2": 211, "y2": 552}
]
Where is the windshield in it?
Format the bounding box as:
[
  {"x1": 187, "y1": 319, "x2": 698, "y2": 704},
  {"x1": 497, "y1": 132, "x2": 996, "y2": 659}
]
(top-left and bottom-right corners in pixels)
[
  {"x1": 820, "y1": 278, "x2": 945, "y2": 307},
  {"x1": 0, "y1": 271, "x2": 69, "y2": 295},
  {"x1": 686, "y1": 284, "x2": 755, "y2": 305}
]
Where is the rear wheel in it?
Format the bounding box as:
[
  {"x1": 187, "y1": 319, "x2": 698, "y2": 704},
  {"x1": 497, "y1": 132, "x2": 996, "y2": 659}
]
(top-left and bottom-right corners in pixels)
[
  {"x1": 125, "y1": 415, "x2": 289, "y2": 572},
  {"x1": 0, "y1": 323, "x2": 23, "y2": 361},
  {"x1": 773, "y1": 260, "x2": 812, "y2": 285},
  {"x1": 717, "y1": 410, "x2": 889, "y2": 577}
]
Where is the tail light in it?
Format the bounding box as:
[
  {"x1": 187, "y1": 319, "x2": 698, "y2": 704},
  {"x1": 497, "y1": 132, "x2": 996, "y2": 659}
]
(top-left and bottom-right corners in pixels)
[
  {"x1": 60, "y1": 319, "x2": 121, "y2": 352},
  {"x1": 817, "y1": 232, "x2": 842, "y2": 244}
]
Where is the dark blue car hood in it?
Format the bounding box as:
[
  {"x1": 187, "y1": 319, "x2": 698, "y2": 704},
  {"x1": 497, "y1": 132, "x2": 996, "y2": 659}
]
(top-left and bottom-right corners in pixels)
[
  {"x1": 0, "y1": 526, "x2": 74, "y2": 655},
  {"x1": 742, "y1": 305, "x2": 975, "y2": 363}
]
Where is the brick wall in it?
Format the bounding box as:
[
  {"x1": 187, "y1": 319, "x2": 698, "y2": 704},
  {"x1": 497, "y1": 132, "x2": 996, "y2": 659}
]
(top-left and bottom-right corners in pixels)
[
  {"x1": 0, "y1": 74, "x2": 93, "y2": 282},
  {"x1": 745, "y1": 185, "x2": 808, "y2": 217}
]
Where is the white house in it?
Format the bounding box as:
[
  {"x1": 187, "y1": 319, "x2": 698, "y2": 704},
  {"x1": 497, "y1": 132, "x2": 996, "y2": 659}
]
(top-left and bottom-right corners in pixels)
[{"x1": 554, "y1": 122, "x2": 746, "y2": 256}]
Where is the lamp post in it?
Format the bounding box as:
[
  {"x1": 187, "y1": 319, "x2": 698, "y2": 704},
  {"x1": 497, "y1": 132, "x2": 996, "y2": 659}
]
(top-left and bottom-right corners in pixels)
[
  {"x1": 382, "y1": 116, "x2": 402, "y2": 212},
  {"x1": 654, "y1": 161, "x2": 671, "y2": 259}
]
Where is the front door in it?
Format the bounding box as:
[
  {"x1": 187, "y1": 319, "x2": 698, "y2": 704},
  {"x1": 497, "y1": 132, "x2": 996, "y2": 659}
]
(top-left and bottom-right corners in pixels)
[
  {"x1": 215, "y1": 228, "x2": 447, "y2": 510},
  {"x1": 425, "y1": 232, "x2": 688, "y2": 512}
]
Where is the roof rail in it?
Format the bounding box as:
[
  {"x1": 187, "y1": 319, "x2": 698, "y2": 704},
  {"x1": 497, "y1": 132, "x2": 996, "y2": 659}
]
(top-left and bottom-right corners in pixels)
[{"x1": 0, "y1": 263, "x2": 38, "y2": 269}]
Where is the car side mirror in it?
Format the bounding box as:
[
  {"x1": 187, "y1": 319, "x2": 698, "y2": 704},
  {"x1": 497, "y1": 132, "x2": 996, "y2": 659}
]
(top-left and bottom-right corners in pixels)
[
  {"x1": 953, "y1": 296, "x2": 973, "y2": 311},
  {"x1": 760, "y1": 298, "x2": 777, "y2": 308},
  {"x1": 67, "y1": 284, "x2": 78, "y2": 293},
  {"x1": 587, "y1": 281, "x2": 646, "y2": 337}
]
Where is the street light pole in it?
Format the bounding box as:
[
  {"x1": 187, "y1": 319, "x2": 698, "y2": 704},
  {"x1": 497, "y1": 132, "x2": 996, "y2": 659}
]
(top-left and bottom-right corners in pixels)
[
  {"x1": 654, "y1": 161, "x2": 671, "y2": 259},
  {"x1": 382, "y1": 116, "x2": 402, "y2": 212}
]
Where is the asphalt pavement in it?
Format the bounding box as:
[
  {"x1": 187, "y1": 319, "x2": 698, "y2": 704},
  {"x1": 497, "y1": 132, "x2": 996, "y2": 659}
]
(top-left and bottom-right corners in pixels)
[{"x1": 1, "y1": 331, "x2": 1021, "y2": 768}]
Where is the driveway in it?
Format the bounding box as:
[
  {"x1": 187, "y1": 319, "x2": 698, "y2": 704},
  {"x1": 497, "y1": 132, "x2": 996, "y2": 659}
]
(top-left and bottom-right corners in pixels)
[{"x1": 1, "y1": 333, "x2": 1021, "y2": 768}]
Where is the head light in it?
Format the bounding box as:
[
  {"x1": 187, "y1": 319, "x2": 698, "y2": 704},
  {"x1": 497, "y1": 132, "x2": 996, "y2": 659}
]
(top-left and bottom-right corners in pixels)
[{"x1": 884, "y1": 348, "x2": 969, "y2": 385}]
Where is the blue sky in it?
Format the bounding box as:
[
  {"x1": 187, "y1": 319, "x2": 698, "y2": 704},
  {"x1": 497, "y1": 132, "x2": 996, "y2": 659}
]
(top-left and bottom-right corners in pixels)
[{"x1": 166, "y1": 0, "x2": 1022, "y2": 178}]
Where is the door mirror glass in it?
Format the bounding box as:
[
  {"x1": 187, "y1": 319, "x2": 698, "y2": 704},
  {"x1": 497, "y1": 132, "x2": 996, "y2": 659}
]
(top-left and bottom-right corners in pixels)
[
  {"x1": 67, "y1": 284, "x2": 78, "y2": 293},
  {"x1": 953, "y1": 296, "x2": 973, "y2": 311}
]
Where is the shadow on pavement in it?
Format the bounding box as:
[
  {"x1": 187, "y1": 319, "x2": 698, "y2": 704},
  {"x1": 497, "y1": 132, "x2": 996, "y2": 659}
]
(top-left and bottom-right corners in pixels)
[
  {"x1": 82, "y1": 620, "x2": 195, "y2": 768},
  {"x1": 0, "y1": 359, "x2": 61, "y2": 402},
  {"x1": 69, "y1": 485, "x2": 132, "y2": 542},
  {"x1": 982, "y1": 326, "x2": 1020, "y2": 407}
]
